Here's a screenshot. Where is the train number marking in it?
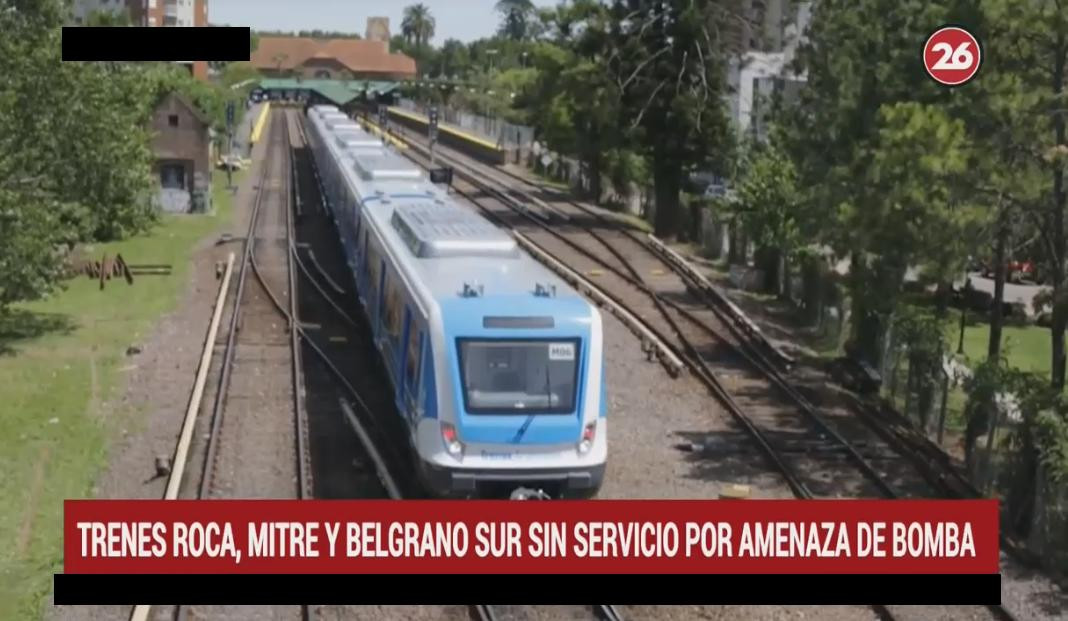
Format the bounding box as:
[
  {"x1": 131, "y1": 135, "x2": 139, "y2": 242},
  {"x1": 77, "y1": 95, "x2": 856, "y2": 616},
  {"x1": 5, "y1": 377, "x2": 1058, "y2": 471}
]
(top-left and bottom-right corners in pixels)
[{"x1": 549, "y1": 343, "x2": 575, "y2": 361}]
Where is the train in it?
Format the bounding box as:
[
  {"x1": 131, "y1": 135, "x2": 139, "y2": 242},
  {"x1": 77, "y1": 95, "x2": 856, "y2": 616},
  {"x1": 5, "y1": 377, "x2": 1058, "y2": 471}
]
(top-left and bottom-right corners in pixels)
[{"x1": 303, "y1": 105, "x2": 607, "y2": 499}]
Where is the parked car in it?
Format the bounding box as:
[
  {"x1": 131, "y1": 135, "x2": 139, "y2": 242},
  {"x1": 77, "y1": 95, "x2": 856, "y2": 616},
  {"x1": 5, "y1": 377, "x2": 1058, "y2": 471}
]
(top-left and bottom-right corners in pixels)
[{"x1": 981, "y1": 259, "x2": 1036, "y2": 284}]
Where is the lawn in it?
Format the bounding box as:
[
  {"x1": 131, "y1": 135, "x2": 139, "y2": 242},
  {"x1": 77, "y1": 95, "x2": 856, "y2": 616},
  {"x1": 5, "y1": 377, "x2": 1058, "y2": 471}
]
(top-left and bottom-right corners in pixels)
[
  {"x1": 954, "y1": 321, "x2": 1051, "y2": 375},
  {"x1": 0, "y1": 169, "x2": 241, "y2": 620}
]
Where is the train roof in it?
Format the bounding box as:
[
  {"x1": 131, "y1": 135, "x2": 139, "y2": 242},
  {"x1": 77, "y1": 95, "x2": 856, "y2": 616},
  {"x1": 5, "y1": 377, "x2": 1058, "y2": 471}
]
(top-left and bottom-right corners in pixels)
[
  {"x1": 307, "y1": 109, "x2": 589, "y2": 320},
  {"x1": 333, "y1": 131, "x2": 383, "y2": 150},
  {"x1": 390, "y1": 201, "x2": 518, "y2": 260},
  {"x1": 352, "y1": 150, "x2": 424, "y2": 182}
]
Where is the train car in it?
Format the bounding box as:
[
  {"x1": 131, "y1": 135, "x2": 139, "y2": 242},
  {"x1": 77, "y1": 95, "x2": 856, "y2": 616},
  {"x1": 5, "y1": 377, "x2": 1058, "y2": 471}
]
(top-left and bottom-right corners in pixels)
[{"x1": 304, "y1": 106, "x2": 607, "y2": 498}]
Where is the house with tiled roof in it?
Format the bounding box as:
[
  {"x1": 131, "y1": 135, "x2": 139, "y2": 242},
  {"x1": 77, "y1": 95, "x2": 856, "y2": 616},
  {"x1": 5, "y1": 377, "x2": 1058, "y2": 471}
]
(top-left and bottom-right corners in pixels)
[{"x1": 251, "y1": 36, "x2": 416, "y2": 81}]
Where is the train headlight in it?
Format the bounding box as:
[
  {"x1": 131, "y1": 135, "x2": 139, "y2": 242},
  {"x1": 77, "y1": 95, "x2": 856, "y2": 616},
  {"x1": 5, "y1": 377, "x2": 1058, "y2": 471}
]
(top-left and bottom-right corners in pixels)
[
  {"x1": 441, "y1": 422, "x2": 463, "y2": 456},
  {"x1": 578, "y1": 422, "x2": 597, "y2": 454}
]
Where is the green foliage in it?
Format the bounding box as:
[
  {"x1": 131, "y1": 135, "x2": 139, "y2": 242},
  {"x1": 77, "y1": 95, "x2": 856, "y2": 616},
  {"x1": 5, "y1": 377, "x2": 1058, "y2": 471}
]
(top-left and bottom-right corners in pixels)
[
  {"x1": 962, "y1": 358, "x2": 1017, "y2": 462},
  {"x1": 220, "y1": 61, "x2": 260, "y2": 89},
  {"x1": 84, "y1": 8, "x2": 132, "y2": 26},
  {"x1": 864, "y1": 102, "x2": 980, "y2": 284},
  {"x1": 437, "y1": 39, "x2": 472, "y2": 78},
  {"x1": 0, "y1": 188, "x2": 71, "y2": 310},
  {"x1": 730, "y1": 134, "x2": 804, "y2": 263},
  {"x1": 782, "y1": 0, "x2": 986, "y2": 362},
  {"x1": 609, "y1": 0, "x2": 734, "y2": 236},
  {"x1": 402, "y1": 4, "x2": 436, "y2": 47},
  {"x1": 1, "y1": 1, "x2": 158, "y2": 252},
  {"x1": 496, "y1": 0, "x2": 538, "y2": 41},
  {"x1": 0, "y1": 0, "x2": 242, "y2": 311}
]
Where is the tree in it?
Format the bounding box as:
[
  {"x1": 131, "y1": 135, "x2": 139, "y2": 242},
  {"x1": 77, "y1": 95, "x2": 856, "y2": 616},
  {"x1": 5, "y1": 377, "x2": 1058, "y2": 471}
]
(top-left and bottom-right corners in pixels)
[
  {"x1": 982, "y1": 0, "x2": 1068, "y2": 389},
  {"x1": 435, "y1": 38, "x2": 472, "y2": 78},
  {"x1": 522, "y1": 1, "x2": 623, "y2": 201},
  {"x1": 608, "y1": 0, "x2": 734, "y2": 239},
  {"x1": 0, "y1": 0, "x2": 159, "y2": 310},
  {"x1": 401, "y1": 3, "x2": 436, "y2": 48},
  {"x1": 730, "y1": 133, "x2": 805, "y2": 297},
  {"x1": 782, "y1": 0, "x2": 980, "y2": 367},
  {"x1": 496, "y1": 0, "x2": 536, "y2": 41},
  {"x1": 84, "y1": 8, "x2": 132, "y2": 26}
]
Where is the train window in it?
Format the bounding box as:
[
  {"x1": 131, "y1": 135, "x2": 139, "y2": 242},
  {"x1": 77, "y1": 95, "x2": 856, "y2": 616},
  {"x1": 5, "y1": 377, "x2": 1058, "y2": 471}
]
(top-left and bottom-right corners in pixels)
[
  {"x1": 456, "y1": 339, "x2": 581, "y2": 415},
  {"x1": 405, "y1": 322, "x2": 422, "y2": 392},
  {"x1": 382, "y1": 273, "x2": 403, "y2": 340}
]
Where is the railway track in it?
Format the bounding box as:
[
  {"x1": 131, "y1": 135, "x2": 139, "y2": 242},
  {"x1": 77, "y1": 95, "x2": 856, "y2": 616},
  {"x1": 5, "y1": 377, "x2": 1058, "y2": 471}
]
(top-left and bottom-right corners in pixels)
[
  {"x1": 383, "y1": 124, "x2": 1017, "y2": 621},
  {"x1": 292, "y1": 111, "x2": 619, "y2": 621},
  {"x1": 160, "y1": 111, "x2": 310, "y2": 621},
  {"x1": 154, "y1": 110, "x2": 405, "y2": 621}
]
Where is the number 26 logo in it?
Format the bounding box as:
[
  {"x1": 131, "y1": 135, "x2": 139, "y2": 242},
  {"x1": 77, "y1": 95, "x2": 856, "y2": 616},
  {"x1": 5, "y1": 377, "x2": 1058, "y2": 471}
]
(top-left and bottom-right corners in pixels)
[
  {"x1": 923, "y1": 26, "x2": 982, "y2": 86},
  {"x1": 930, "y1": 42, "x2": 974, "y2": 70}
]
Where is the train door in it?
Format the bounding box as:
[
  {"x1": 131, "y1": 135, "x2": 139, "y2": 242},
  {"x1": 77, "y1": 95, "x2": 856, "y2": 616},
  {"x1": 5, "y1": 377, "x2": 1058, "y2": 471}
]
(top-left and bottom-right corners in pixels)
[
  {"x1": 401, "y1": 308, "x2": 424, "y2": 426},
  {"x1": 381, "y1": 270, "x2": 404, "y2": 385},
  {"x1": 365, "y1": 239, "x2": 381, "y2": 328},
  {"x1": 350, "y1": 214, "x2": 362, "y2": 274}
]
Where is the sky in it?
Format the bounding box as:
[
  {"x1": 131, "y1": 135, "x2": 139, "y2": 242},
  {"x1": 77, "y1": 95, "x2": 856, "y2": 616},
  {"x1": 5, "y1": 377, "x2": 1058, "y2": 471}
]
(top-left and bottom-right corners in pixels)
[{"x1": 211, "y1": 0, "x2": 558, "y2": 44}]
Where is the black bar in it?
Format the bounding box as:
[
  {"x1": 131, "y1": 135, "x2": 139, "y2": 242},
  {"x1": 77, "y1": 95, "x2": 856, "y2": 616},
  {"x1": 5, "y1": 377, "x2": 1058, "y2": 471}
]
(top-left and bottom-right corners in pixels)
[
  {"x1": 54, "y1": 574, "x2": 1001, "y2": 605},
  {"x1": 62, "y1": 27, "x2": 250, "y2": 61}
]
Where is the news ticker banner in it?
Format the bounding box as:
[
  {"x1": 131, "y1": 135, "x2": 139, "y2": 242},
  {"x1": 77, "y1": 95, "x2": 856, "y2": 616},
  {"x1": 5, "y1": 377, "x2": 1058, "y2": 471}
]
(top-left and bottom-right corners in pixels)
[{"x1": 56, "y1": 499, "x2": 1003, "y2": 605}]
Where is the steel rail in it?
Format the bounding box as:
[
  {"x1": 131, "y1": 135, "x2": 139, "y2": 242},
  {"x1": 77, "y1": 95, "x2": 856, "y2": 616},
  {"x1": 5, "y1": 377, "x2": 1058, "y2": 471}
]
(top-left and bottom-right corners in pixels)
[
  {"x1": 389, "y1": 129, "x2": 1031, "y2": 621},
  {"x1": 298, "y1": 112, "x2": 605, "y2": 621}
]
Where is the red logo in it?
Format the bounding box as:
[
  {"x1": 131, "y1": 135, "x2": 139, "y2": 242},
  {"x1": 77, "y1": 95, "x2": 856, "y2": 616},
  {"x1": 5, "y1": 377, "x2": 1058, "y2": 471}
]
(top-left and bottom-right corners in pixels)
[{"x1": 923, "y1": 26, "x2": 982, "y2": 86}]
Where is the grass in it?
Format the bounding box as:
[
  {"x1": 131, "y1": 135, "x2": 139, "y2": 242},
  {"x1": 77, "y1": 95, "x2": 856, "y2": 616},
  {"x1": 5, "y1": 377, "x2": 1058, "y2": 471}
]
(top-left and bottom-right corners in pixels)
[
  {"x1": 0, "y1": 169, "x2": 242, "y2": 620},
  {"x1": 883, "y1": 315, "x2": 1053, "y2": 438},
  {"x1": 953, "y1": 320, "x2": 1051, "y2": 375}
]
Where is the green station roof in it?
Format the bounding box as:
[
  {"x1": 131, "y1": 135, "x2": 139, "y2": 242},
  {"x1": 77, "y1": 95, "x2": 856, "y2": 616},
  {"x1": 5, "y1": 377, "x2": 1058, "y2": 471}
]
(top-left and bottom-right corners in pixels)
[{"x1": 256, "y1": 79, "x2": 401, "y2": 105}]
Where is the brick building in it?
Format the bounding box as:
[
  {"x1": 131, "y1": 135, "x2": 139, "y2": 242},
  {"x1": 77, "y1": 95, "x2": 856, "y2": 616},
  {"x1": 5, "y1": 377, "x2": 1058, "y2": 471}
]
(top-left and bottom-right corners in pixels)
[
  {"x1": 150, "y1": 93, "x2": 214, "y2": 213},
  {"x1": 251, "y1": 36, "x2": 416, "y2": 81}
]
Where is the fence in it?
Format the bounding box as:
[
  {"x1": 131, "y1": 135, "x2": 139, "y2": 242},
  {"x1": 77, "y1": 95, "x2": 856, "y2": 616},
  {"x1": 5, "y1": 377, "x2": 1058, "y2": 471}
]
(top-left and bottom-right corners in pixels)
[{"x1": 396, "y1": 98, "x2": 535, "y2": 150}]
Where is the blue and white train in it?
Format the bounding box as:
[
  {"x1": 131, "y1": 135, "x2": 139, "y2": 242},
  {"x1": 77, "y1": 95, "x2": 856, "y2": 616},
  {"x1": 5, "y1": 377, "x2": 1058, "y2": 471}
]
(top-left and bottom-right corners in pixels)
[{"x1": 304, "y1": 105, "x2": 606, "y2": 498}]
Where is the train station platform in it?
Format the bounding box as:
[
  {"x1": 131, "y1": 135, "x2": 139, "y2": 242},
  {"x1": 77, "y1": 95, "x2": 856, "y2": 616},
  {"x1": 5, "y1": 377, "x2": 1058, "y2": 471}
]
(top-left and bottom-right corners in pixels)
[
  {"x1": 358, "y1": 117, "x2": 408, "y2": 151},
  {"x1": 249, "y1": 102, "x2": 271, "y2": 145},
  {"x1": 386, "y1": 106, "x2": 508, "y2": 165},
  {"x1": 255, "y1": 79, "x2": 401, "y2": 107}
]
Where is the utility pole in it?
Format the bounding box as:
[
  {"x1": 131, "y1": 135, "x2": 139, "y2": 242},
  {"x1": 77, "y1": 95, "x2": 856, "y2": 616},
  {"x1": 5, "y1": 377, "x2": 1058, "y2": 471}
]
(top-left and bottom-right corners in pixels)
[{"x1": 225, "y1": 101, "x2": 235, "y2": 190}]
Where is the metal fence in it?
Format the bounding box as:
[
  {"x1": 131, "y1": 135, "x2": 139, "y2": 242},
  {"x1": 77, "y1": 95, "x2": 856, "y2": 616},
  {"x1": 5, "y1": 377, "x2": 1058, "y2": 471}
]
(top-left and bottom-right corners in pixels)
[{"x1": 396, "y1": 98, "x2": 535, "y2": 149}]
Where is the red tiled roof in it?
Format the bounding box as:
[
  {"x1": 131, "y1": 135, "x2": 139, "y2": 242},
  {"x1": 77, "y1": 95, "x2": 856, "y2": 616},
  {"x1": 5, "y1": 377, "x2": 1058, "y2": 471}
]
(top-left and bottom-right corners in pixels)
[{"x1": 251, "y1": 36, "x2": 416, "y2": 76}]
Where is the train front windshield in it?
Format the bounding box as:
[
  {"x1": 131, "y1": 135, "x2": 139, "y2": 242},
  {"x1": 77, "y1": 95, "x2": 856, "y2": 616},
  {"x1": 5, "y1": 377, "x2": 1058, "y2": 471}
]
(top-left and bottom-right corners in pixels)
[{"x1": 458, "y1": 339, "x2": 581, "y2": 414}]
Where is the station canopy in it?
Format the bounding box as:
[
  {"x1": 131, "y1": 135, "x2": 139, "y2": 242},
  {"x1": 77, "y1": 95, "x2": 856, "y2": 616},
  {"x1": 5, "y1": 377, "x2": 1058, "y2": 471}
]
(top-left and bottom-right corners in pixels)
[{"x1": 256, "y1": 79, "x2": 401, "y2": 106}]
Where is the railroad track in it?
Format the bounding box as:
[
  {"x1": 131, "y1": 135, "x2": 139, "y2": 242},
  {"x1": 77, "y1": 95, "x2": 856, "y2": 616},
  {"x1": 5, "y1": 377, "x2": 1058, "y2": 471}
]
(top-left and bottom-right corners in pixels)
[
  {"x1": 159, "y1": 110, "x2": 311, "y2": 621},
  {"x1": 385, "y1": 125, "x2": 1016, "y2": 621},
  {"x1": 293, "y1": 112, "x2": 622, "y2": 621},
  {"x1": 157, "y1": 111, "x2": 405, "y2": 621}
]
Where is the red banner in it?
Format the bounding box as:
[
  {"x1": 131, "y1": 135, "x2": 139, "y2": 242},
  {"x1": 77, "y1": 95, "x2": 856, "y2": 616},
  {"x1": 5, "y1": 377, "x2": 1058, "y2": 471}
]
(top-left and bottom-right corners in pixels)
[{"x1": 64, "y1": 499, "x2": 999, "y2": 575}]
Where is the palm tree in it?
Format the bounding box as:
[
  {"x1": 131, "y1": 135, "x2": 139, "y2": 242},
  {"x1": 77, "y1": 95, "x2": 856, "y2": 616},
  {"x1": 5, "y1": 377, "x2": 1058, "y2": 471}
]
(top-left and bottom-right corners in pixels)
[
  {"x1": 495, "y1": 0, "x2": 535, "y2": 41},
  {"x1": 401, "y1": 4, "x2": 436, "y2": 48}
]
